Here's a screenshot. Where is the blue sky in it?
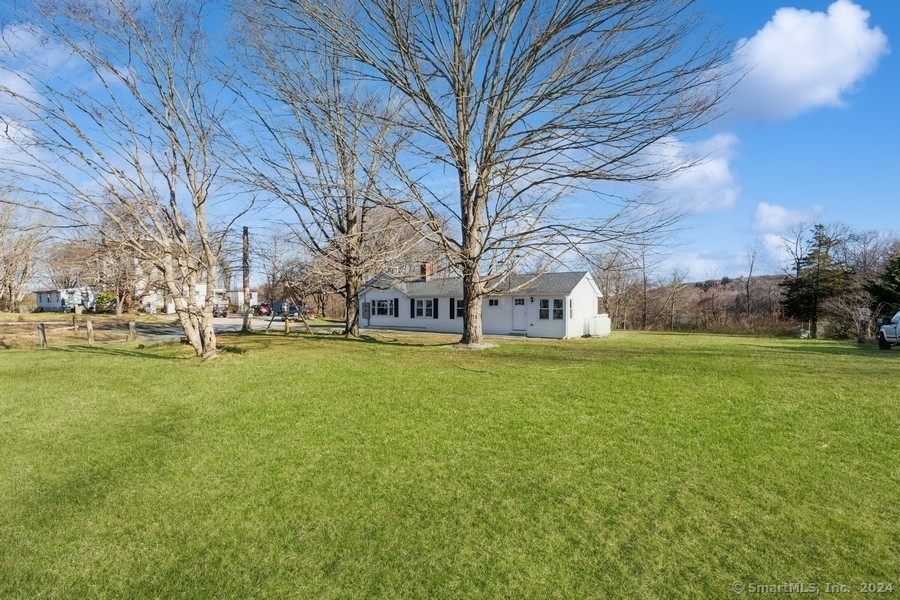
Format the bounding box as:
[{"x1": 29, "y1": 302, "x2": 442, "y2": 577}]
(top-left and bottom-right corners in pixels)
[
  {"x1": 1, "y1": 0, "x2": 896, "y2": 284},
  {"x1": 661, "y1": 0, "x2": 898, "y2": 279}
]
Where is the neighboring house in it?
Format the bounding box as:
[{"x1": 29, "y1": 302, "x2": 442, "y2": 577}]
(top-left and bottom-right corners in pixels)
[
  {"x1": 225, "y1": 289, "x2": 259, "y2": 309},
  {"x1": 142, "y1": 284, "x2": 229, "y2": 314},
  {"x1": 359, "y1": 270, "x2": 611, "y2": 339},
  {"x1": 34, "y1": 288, "x2": 97, "y2": 312}
]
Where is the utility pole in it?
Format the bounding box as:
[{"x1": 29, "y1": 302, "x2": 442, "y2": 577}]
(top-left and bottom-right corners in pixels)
[{"x1": 241, "y1": 226, "x2": 252, "y2": 333}]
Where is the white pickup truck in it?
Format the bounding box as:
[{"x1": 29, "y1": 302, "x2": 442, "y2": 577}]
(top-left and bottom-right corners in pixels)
[{"x1": 877, "y1": 311, "x2": 900, "y2": 350}]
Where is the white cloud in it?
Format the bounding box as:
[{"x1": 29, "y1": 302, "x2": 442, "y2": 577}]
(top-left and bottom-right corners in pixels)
[
  {"x1": 728, "y1": 0, "x2": 889, "y2": 121},
  {"x1": 752, "y1": 201, "x2": 823, "y2": 231},
  {"x1": 649, "y1": 133, "x2": 741, "y2": 212},
  {"x1": 656, "y1": 251, "x2": 725, "y2": 281},
  {"x1": 761, "y1": 232, "x2": 803, "y2": 269},
  {"x1": 0, "y1": 23, "x2": 75, "y2": 73}
]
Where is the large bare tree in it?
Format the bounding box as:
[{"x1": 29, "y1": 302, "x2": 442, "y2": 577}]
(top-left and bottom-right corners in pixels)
[
  {"x1": 230, "y1": 11, "x2": 422, "y2": 336},
  {"x1": 0, "y1": 0, "x2": 239, "y2": 358},
  {"x1": 264, "y1": 0, "x2": 731, "y2": 344}
]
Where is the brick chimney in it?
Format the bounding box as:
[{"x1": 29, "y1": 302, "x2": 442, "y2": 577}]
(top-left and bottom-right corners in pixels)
[{"x1": 419, "y1": 263, "x2": 432, "y2": 282}]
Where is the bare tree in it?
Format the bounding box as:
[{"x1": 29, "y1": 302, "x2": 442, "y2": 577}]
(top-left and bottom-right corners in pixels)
[
  {"x1": 843, "y1": 228, "x2": 895, "y2": 280},
  {"x1": 744, "y1": 237, "x2": 764, "y2": 321},
  {"x1": 229, "y1": 12, "x2": 421, "y2": 336},
  {"x1": 94, "y1": 207, "x2": 166, "y2": 316},
  {"x1": 591, "y1": 247, "x2": 640, "y2": 330},
  {"x1": 828, "y1": 227, "x2": 897, "y2": 340},
  {"x1": 267, "y1": 0, "x2": 731, "y2": 344},
  {"x1": 0, "y1": 203, "x2": 43, "y2": 312},
  {"x1": 255, "y1": 226, "x2": 297, "y2": 307},
  {"x1": 281, "y1": 259, "x2": 341, "y2": 318},
  {"x1": 0, "y1": 1, "x2": 242, "y2": 358},
  {"x1": 779, "y1": 222, "x2": 813, "y2": 280},
  {"x1": 662, "y1": 268, "x2": 689, "y2": 330},
  {"x1": 42, "y1": 237, "x2": 99, "y2": 290}
]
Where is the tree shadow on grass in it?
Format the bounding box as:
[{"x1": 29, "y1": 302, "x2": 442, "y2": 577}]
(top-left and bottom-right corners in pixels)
[
  {"x1": 748, "y1": 340, "x2": 900, "y2": 361},
  {"x1": 336, "y1": 332, "x2": 462, "y2": 348},
  {"x1": 217, "y1": 331, "x2": 277, "y2": 351},
  {"x1": 45, "y1": 344, "x2": 193, "y2": 361}
]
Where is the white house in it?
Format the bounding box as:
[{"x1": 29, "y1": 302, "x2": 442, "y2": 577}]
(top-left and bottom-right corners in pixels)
[
  {"x1": 34, "y1": 288, "x2": 97, "y2": 312},
  {"x1": 144, "y1": 285, "x2": 246, "y2": 314},
  {"x1": 225, "y1": 289, "x2": 259, "y2": 309},
  {"x1": 359, "y1": 270, "x2": 611, "y2": 339}
]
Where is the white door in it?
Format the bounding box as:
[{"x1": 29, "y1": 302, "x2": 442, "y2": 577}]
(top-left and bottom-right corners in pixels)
[{"x1": 512, "y1": 297, "x2": 527, "y2": 330}]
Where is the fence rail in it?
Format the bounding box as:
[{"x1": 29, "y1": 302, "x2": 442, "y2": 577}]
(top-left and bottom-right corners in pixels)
[{"x1": 0, "y1": 318, "x2": 170, "y2": 349}]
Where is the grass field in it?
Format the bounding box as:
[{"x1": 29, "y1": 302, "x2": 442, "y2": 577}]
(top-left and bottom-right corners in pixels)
[{"x1": 0, "y1": 331, "x2": 897, "y2": 598}]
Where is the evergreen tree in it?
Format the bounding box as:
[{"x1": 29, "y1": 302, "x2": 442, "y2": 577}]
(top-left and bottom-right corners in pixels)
[
  {"x1": 864, "y1": 252, "x2": 900, "y2": 316},
  {"x1": 780, "y1": 224, "x2": 851, "y2": 338}
]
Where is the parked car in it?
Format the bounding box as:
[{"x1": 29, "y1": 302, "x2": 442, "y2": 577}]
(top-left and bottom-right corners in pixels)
[
  {"x1": 255, "y1": 303, "x2": 271, "y2": 316},
  {"x1": 212, "y1": 305, "x2": 227, "y2": 318},
  {"x1": 877, "y1": 310, "x2": 900, "y2": 350},
  {"x1": 283, "y1": 305, "x2": 307, "y2": 320}
]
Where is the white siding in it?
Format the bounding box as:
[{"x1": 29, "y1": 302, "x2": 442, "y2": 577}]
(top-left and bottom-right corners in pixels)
[
  {"x1": 36, "y1": 291, "x2": 62, "y2": 311},
  {"x1": 225, "y1": 290, "x2": 259, "y2": 308},
  {"x1": 525, "y1": 296, "x2": 567, "y2": 339},
  {"x1": 567, "y1": 276, "x2": 601, "y2": 338},
  {"x1": 360, "y1": 289, "x2": 465, "y2": 334},
  {"x1": 359, "y1": 272, "x2": 602, "y2": 339},
  {"x1": 482, "y1": 296, "x2": 516, "y2": 335},
  {"x1": 35, "y1": 288, "x2": 97, "y2": 312}
]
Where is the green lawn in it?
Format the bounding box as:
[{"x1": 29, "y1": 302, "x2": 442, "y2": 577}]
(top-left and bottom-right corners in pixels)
[{"x1": 0, "y1": 332, "x2": 897, "y2": 598}]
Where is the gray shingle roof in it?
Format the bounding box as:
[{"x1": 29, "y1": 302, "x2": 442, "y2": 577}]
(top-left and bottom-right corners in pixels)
[{"x1": 364, "y1": 271, "x2": 591, "y2": 297}]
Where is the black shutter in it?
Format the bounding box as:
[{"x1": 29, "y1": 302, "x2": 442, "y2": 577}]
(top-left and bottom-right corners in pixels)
[
  {"x1": 410, "y1": 298, "x2": 415, "y2": 319},
  {"x1": 433, "y1": 298, "x2": 439, "y2": 319},
  {"x1": 449, "y1": 298, "x2": 455, "y2": 319},
  {"x1": 394, "y1": 298, "x2": 399, "y2": 318}
]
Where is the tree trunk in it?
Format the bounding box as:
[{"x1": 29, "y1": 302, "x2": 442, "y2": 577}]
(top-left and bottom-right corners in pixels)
[
  {"x1": 197, "y1": 212, "x2": 219, "y2": 360},
  {"x1": 345, "y1": 274, "x2": 361, "y2": 337},
  {"x1": 344, "y1": 245, "x2": 362, "y2": 336},
  {"x1": 461, "y1": 271, "x2": 484, "y2": 345},
  {"x1": 241, "y1": 226, "x2": 252, "y2": 333},
  {"x1": 115, "y1": 286, "x2": 124, "y2": 316},
  {"x1": 162, "y1": 253, "x2": 217, "y2": 359},
  {"x1": 200, "y1": 306, "x2": 217, "y2": 359},
  {"x1": 459, "y1": 168, "x2": 485, "y2": 345}
]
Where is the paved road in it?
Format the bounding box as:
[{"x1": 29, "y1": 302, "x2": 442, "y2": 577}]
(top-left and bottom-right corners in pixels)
[{"x1": 139, "y1": 316, "x2": 336, "y2": 340}]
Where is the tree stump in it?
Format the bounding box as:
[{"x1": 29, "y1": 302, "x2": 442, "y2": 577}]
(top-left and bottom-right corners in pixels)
[{"x1": 37, "y1": 323, "x2": 47, "y2": 348}]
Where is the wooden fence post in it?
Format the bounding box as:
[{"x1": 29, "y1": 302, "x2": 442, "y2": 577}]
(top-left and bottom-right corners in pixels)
[
  {"x1": 37, "y1": 323, "x2": 47, "y2": 348},
  {"x1": 72, "y1": 315, "x2": 78, "y2": 333},
  {"x1": 87, "y1": 320, "x2": 94, "y2": 345},
  {"x1": 128, "y1": 321, "x2": 136, "y2": 342},
  {"x1": 284, "y1": 319, "x2": 290, "y2": 335}
]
